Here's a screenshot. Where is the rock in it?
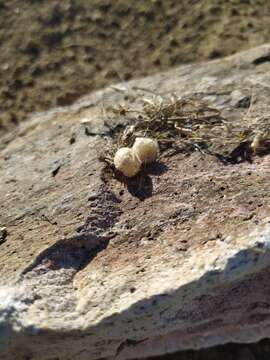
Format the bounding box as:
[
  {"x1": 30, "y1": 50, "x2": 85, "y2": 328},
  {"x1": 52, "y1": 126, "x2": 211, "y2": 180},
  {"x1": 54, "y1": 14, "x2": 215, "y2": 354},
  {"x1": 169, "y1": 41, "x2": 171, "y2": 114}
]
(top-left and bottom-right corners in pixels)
[{"x1": 1, "y1": 44, "x2": 270, "y2": 360}]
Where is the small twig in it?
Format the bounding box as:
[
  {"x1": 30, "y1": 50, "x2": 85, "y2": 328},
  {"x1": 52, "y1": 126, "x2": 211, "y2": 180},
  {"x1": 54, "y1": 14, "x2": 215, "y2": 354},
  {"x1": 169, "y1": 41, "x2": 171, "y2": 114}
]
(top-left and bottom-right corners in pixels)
[
  {"x1": 245, "y1": 88, "x2": 254, "y2": 118},
  {"x1": 132, "y1": 86, "x2": 161, "y2": 96}
]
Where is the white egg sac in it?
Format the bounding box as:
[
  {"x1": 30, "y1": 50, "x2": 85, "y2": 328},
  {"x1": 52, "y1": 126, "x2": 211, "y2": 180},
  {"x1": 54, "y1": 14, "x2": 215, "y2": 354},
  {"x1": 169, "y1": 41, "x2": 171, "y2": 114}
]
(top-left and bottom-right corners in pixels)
[
  {"x1": 114, "y1": 147, "x2": 141, "y2": 177},
  {"x1": 132, "y1": 137, "x2": 159, "y2": 164}
]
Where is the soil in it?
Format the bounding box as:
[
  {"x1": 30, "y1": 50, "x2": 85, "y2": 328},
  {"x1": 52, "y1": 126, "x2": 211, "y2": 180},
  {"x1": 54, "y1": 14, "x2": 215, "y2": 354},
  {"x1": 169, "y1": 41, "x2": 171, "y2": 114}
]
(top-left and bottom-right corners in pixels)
[{"x1": 1, "y1": 0, "x2": 270, "y2": 135}]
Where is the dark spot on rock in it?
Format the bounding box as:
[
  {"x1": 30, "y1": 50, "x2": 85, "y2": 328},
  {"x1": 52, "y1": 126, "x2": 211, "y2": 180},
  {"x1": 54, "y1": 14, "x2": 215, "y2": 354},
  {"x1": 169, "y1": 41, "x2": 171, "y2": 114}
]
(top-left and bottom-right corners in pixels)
[
  {"x1": 0, "y1": 227, "x2": 8, "y2": 245},
  {"x1": 24, "y1": 41, "x2": 40, "y2": 57},
  {"x1": 52, "y1": 164, "x2": 61, "y2": 177},
  {"x1": 209, "y1": 49, "x2": 223, "y2": 59},
  {"x1": 238, "y1": 96, "x2": 251, "y2": 108},
  {"x1": 43, "y1": 31, "x2": 63, "y2": 48},
  {"x1": 253, "y1": 54, "x2": 270, "y2": 66},
  {"x1": 88, "y1": 194, "x2": 97, "y2": 201},
  {"x1": 69, "y1": 134, "x2": 76, "y2": 144}
]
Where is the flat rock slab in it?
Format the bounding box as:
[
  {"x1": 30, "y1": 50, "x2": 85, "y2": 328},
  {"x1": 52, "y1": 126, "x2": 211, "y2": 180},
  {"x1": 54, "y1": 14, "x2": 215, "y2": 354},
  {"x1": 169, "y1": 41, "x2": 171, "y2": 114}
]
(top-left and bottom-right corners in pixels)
[{"x1": 1, "y1": 44, "x2": 270, "y2": 360}]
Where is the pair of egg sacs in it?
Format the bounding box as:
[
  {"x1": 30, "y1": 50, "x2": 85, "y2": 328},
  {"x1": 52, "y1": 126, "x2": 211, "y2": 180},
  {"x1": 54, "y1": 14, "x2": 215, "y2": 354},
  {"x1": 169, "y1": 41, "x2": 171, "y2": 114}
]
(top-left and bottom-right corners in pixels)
[{"x1": 114, "y1": 137, "x2": 159, "y2": 177}]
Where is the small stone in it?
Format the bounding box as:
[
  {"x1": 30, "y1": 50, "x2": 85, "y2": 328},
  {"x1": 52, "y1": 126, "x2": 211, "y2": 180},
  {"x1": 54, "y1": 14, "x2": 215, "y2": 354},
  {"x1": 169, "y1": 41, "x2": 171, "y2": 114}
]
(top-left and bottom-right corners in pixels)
[{"x1": 2, "y1": 63, "x2": 9, "y2": 71}]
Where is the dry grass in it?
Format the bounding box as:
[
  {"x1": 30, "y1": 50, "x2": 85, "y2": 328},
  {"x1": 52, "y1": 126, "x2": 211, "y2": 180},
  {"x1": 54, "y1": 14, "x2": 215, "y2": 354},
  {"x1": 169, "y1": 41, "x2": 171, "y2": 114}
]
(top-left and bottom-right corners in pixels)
[{"x1": 99, "y1": 94, "x2": 270, "y2": 173}]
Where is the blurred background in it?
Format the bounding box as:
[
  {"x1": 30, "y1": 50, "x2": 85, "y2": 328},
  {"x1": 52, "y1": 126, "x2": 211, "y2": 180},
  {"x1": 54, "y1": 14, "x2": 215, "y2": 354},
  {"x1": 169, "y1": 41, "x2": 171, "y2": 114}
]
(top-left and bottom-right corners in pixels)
[{"x1": 0, "y1": 0, "x2": 270, "y2": 137}]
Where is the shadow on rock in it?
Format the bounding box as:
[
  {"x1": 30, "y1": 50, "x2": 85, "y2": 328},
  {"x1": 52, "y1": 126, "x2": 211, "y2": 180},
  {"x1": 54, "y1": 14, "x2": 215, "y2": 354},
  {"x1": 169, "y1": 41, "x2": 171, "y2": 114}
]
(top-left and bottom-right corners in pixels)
[
  {"x1": 116, "y1": 161, "x2": 168, "y2": 201},
  {"x1": 144, "y1": 161, "x2": 168, "y2": 176},
  {"x1": 21, "y1": 233, "x2": 110, "y2": 276},
  {"x1": 127, "y1": 174, "x2": 153, "y2": 201}
]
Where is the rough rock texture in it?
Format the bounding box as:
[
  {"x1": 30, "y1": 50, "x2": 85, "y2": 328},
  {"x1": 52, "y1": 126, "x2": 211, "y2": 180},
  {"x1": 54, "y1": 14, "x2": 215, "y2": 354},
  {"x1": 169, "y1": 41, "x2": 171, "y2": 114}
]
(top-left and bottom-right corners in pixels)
[{"x1": 1, "y1": 44, "x2": 270, "y2": 360}]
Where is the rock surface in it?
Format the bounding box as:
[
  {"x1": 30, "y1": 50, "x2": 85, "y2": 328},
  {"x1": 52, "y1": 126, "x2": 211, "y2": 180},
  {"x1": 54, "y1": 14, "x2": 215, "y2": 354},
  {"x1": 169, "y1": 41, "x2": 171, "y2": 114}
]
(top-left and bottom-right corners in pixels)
[{"x1": 1, "y1": 44, "x2": 270, "y2": 360}]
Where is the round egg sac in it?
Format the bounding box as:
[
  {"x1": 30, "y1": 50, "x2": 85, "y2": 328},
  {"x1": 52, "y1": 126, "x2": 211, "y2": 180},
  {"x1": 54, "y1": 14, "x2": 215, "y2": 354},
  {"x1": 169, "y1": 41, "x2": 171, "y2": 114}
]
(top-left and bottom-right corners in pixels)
[
  {"x1": 114, "y1": 147, "x2": 141, "y2": 177},
  {"x1": 132, "y1": 137, "x2": 159, "y2": 164}
]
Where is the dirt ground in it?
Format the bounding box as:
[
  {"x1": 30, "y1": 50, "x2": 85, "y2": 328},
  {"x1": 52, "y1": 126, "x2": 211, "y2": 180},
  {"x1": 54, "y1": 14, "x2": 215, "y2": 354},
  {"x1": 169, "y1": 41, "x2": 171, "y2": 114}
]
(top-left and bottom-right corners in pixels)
[{"x1": 1, "y1": 0, "x2": 270, "y2": 135}]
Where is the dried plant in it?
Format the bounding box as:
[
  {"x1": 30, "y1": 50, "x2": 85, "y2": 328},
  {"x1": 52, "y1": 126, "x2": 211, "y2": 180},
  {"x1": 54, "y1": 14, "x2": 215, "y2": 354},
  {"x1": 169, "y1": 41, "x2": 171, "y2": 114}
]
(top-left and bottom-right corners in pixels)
[{"x1": 99, "y1": 94, "x2": 270, "y2": 171}]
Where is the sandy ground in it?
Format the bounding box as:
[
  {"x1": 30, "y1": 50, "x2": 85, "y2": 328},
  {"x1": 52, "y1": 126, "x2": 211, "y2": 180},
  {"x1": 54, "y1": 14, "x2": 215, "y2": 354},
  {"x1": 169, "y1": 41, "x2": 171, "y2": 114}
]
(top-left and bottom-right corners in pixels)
[{"x1": 0, "y1": 0, "x2": 270, "y2": 135}]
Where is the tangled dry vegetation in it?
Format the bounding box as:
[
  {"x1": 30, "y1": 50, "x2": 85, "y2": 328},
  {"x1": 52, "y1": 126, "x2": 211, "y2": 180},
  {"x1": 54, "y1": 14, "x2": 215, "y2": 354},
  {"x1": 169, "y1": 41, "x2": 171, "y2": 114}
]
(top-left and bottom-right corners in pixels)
[{"x1": 99, "y1": 94, "x2": 270, "y2": 176}]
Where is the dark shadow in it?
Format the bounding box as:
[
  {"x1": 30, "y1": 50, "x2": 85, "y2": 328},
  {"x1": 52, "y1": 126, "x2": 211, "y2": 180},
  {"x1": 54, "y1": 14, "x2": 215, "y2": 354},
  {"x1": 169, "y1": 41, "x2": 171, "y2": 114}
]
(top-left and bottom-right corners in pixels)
[
  {"x1": 253, "y1": 54, "x2": 270, "y2": 66},
  {"x1": 226, "y1": 141, "x2": 253, "y2": 164},
  {"x1": 144, "y1": 161, "x2": 168, "y2": 176},
  {"x1": 115, "y1": 170, "x2": 153, "y2": 200},
  {"x1": 217, "y1": 141, "x2": 270, "y2": 165},
  {"x1": 255, "y1": 141, "x2": 270, "y2": 157},
  {"x1": 21, "y1": 186, "x2": 121, "y2": 276},
  {"x1": 146, "y1": 338, "x2": 270, "y2": 360},
  {"x1": 215, "y1": 141, "x2": 253, "y2": 165},
  {"x1": 21, "y1": 233, "x2": 110, "y2": 275},
  {"x1": 127, "y1": 174, "x2": 153, "y2": 201},
  {"x1": 114, "y1": 161, "x2": 168, "y2": 200}
]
